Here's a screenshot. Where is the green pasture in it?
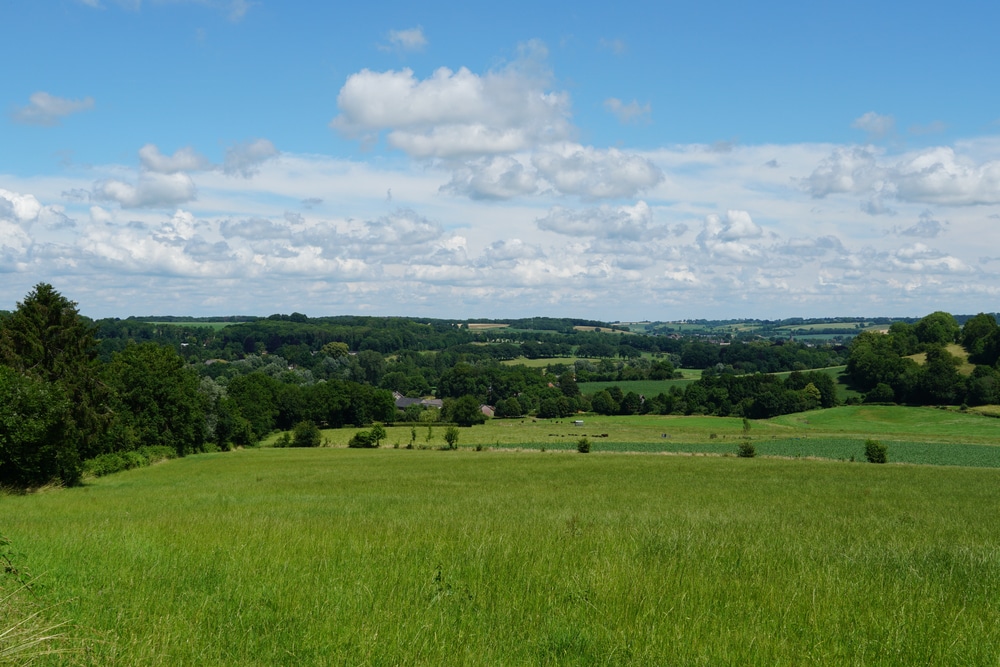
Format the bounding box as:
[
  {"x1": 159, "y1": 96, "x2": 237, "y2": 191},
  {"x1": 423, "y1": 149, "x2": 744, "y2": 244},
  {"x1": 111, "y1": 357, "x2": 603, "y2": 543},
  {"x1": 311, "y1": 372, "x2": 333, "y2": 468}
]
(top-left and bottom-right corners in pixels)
[
  {"x1": 772, "y1": 365, "x2": 862, "y2": 401},
  {"x1": 578, "y1": 376, "x2": 699, "y2": 395},
  {"x1": 502, "y1": 356, "x2": 585, "y2": 368},
  {"x1": 4, "y1": 449, "x2": 999, "y2": 665},
  {"x1": 147, "y1": 321, "x2": 236, "y2": 331},
  {"x1": 272, "y1": 406, "x2": 1000, "y2": 468}
]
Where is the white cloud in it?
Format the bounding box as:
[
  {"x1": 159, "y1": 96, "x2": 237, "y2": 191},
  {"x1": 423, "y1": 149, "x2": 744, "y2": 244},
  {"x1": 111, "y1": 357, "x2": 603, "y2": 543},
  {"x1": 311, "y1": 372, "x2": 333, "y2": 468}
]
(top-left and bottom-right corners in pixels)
[
  {"x1": 0, "y1": 189, "x2": 43, "y2": 222},
  {"x1": 892, "y1": 147, "x2": 1000, "y2": 206},
  {"x1": 94, "y1": 172, "x2": 197, "y2": 208},
  {"x1": 805, "y1": 147, "x2": 885, "y2": 198},
  {"x1": 897, "y1": 211, "x2": 946, "y2": 238},
  {"x1": 852, "y1": 111, "x2": 896, "y2": 140},
  {"x1": 696, "y1": 210, "x2": 766, "y2": 262},
  {"x1": 442, "y1": 156, "x2": 539, "y2": 199},
  {"x1": 223, "y1": 139, "x2": 279, "y2": 178},
  {"x1": 139, "y1": 144, "x2": 211, "y2": 173},
  {"x1": 383, "y1": 26, "x2": 427, "y2": 52},
  {"x1": 807, "y1": 145, "x2": 1000, "y2": 206},
  {"x1": 536, "y1": 201, "x2": 661, "y2": 240},
  {"x1": 532, "y1": 145, "x2": 663, "y2": 199},
  {"x1": 332, "y1": 57, "x2": 572, "y2": 158},
  {"x1": 12, "y1": 92, "x2": 94, "y2": 126},
  {"x1": 604, "y1": 98, "x2": 651, "y2": 125}
]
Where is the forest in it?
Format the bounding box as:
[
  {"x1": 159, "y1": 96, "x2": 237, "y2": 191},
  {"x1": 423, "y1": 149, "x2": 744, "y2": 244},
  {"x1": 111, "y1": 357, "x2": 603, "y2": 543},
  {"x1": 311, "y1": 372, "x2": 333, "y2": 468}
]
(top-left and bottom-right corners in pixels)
[{"x1": 1, "y1": 283, "x2": 997, "y2": 488}]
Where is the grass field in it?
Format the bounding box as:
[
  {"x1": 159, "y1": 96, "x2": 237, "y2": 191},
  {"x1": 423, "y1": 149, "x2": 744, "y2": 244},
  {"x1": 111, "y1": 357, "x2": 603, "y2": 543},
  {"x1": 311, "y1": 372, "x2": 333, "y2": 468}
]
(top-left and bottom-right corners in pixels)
[
  {"x1": 907, "y1": 343, "x2": 976, "y2": 375},
  {"x1": 147, "y1": 321, "x2": 236, "y2": 331},
  {"x1": 577, "y1": 377, "x2": 699, "y2": 394},
  {"x1": 267, "y1": 406, "x2": 1000, "y2": 468},
  {"x1": 4, "y1": 449, "x2": 999, "y2": 665}
]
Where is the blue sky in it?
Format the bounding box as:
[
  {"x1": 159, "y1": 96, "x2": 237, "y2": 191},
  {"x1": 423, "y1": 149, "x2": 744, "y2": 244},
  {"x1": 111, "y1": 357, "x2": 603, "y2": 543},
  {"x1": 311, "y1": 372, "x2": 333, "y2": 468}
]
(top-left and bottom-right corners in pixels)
[{"x1": 3, "y1": 0, "x2": 1000, "y2": 319}]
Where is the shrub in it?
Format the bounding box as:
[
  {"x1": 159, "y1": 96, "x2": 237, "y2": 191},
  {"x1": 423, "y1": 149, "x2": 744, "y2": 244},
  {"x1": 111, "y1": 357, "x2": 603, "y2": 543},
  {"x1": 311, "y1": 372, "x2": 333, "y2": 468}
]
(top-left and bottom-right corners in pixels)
[
  {"x1": 737, "y1": 441, "x2": 756, "y2": 458},
  {"x1": 444, "y1": 426, "x2": 459, "y2": 450},
  {"x1": 577, "y1": 437, "x2": 591, "y2": 454},
  {"x1": 864, "y1": 439, "x2": 888, "y2": 464},
  {"x1": 348, "y1": 430, "x2": 376, "y2": 448},
  {"x1": 292, "y1": 421, "x2": 322, "y2": 448}
]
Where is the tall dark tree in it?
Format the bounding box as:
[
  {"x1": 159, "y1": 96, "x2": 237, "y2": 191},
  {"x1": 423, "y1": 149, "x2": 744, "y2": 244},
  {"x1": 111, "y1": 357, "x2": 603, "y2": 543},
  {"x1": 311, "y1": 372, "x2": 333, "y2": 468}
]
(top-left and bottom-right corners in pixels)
[{"x1": 0, "y1": 284, "x2": 110, "y2": 469}]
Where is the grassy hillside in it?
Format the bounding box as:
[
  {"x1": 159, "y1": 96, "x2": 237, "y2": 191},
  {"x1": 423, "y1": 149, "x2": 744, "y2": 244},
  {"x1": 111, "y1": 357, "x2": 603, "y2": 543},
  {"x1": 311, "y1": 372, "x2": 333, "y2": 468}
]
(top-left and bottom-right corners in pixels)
[{"x1": 5, "y1": 450, "x2": 999, "y2": 664}]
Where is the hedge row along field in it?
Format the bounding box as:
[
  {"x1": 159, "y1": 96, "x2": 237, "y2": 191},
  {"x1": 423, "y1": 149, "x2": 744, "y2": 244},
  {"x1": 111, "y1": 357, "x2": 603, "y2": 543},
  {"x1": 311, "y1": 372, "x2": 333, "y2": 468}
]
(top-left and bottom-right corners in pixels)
[{"x1": 3, "y1": 449, "x2": 999, "y2": 664}]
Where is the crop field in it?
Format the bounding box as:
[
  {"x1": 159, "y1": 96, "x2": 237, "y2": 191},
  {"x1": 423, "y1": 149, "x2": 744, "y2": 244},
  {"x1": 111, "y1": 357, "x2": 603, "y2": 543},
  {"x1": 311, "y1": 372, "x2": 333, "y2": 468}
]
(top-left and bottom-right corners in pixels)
[{"x1": 4, "y1": 448, "x2": 999, "y2": 665}]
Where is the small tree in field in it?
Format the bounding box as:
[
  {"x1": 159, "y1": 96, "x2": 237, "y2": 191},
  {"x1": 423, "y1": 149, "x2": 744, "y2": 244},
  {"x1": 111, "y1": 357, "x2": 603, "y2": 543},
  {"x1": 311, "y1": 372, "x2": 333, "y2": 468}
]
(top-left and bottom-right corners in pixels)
[
  {"x1": 444, "y1": 426, "x2": 459, "y2": 450},
  {"x1": 577, "y1": 437, "x2": 591, "y2": 454},
  {"x1": 370, "y1": 423, "x2": 387, "y2": 448},
  {"x1": 864, "y1": 439, "x2": 888, "y2": 464},
  {"x1": 737, "y1": 417, "x2": 756, "y2": 458},
  {"x1": 292, "y1": 420, "x2": 321, "y2": 447}
]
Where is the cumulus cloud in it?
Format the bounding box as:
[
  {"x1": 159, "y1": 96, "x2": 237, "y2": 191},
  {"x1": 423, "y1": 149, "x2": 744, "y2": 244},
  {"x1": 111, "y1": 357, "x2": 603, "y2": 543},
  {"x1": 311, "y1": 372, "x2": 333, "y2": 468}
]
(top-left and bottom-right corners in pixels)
[
  {"x1": 331, "y1": 47, "x2": 572, "y2": 158},
  {"x1": 382, "y1": 26, "x2": 427, "y2": 52},
  {"x1": 220, "y1": 217, "x2": 290, "y2": 239},
  {"x1": 223, "y1": 138, "x2": 279, "y2": 178},
  {"x1": 12, "y1": 92, "x2": 94, "y2": 126},
  {"x1": 362, "y1": 209, "x2": 443, "y2": 245},
  {"x1": 807, "y1": 145, "x2": 1000, "y2": 206},
  {"x1": 776, "y1": 235, "x2": 846, "y2": 257},
  {"x1": 897, "y1": 211, "x2": 946, "y2": 238},
  {"x1": 478, "y1": 238, "x2": 544, "y2": 264},
  {"x1": 94, "y1": 172, "x2": 197, "y2": 208},
  {"x1": 892, "y1": 147, "x2": 1000, "y2": 206},
  {"x1": 532, "y1": 145, "x2": 663, "y2": 198},
  {"x1": 442, "y1": 156, "x2": 539, "y2": 199},
  {"x1": 890, "y1": 243, "x2": 969, "y2": 273},
  {"x1": 0, "y1": 189, "x2": 43, "y2": 222},
  {"x1": 139, "y1": 144, "x2": 211, "y2": 173},
  {"x1": 851, "y1": 111, "x2": 896, "y2": 140},
  {"x1": 696, "y1": 210, "x2": 765, "y2": 262},
  {"x1": 536, "y1": 201, "x2": 661, "y2": 240},
  {"x1": 604, "y1": 98, "x2": 651, "y2": 124},
  {"x1": 805, "y1": 147, "x2": 885, "y2": 198}
]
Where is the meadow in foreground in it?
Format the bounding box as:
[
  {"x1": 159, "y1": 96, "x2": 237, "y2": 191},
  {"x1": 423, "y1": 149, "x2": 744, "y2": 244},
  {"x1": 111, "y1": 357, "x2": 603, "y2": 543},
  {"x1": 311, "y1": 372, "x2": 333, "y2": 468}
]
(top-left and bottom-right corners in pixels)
[{"x1": 3, "y1": 448, "x2": 999, "y2": 665}]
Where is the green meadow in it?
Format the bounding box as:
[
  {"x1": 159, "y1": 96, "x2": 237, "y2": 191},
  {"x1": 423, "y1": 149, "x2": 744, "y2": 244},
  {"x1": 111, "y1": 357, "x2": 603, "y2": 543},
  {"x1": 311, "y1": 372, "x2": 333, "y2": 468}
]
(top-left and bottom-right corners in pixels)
[
  {"x1": 286, "y1": 406, "x2": 1000, "y2": 468},
  {"x1": 4, "y1": 447, "x2": 1000, "y2": 665}
]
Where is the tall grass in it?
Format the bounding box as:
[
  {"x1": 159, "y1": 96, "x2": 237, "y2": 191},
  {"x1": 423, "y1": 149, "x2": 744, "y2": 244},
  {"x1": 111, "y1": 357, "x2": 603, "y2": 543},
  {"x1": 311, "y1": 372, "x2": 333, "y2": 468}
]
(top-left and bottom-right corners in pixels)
[{"x1": 3, "y1": 449, "x2": 999, "y2": 664}]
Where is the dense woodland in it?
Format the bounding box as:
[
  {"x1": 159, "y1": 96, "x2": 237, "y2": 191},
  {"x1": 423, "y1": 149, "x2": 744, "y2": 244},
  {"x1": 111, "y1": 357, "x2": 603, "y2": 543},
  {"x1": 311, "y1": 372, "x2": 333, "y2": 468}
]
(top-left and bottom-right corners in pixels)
[{"x1": 1, "y1": 283, "x2": 997, "y2": 487}]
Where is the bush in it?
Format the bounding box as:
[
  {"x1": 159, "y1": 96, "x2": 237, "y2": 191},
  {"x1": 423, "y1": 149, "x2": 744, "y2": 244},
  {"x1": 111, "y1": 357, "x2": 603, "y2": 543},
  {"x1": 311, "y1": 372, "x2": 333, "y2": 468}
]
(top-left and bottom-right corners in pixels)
[
  {"x1": 292, "y1": 421, "x2": 322, "y2": 448},
  {"x1": 444, "y1": 426, "x2": 459, "y2": 450},
  {"x1": 864, "y1": 439, "x2": 888, "y2": 464},
  {"x1": 348, "y1": 430, "x2": 376, "y2": 448},
  {"x1": 577, "y1": 437, "x2": 590, "y2": 454},
  {"x1": 736, "y1": 441, "x2": 756, "y2": 458}
]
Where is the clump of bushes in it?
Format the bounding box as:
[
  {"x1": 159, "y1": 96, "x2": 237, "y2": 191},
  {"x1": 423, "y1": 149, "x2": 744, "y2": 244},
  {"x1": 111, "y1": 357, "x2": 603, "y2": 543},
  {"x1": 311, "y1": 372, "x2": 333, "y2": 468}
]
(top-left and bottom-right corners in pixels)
[
  {"x1": 736, "y1": 441, "x2": 756, "y2": 458},
  {"x1": 83, "y1": 446, "x2": 177, "y2": 478},
  {"x1": 864, "y1": 439, "x2": 888, "y2": 464},
  {"x1": 577, "y1": 437, "x2": 590, "y2": 454},
  {"x1": 348, "y1": 424, "x2": 386, "y2": 449}
]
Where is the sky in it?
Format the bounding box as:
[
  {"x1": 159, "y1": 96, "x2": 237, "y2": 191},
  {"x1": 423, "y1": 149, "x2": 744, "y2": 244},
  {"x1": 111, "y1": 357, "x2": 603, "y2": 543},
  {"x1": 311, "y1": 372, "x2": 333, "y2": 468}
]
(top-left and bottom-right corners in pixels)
[{"x1": 3, "y1": 1, "x2": 1000, "y2": 321}]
